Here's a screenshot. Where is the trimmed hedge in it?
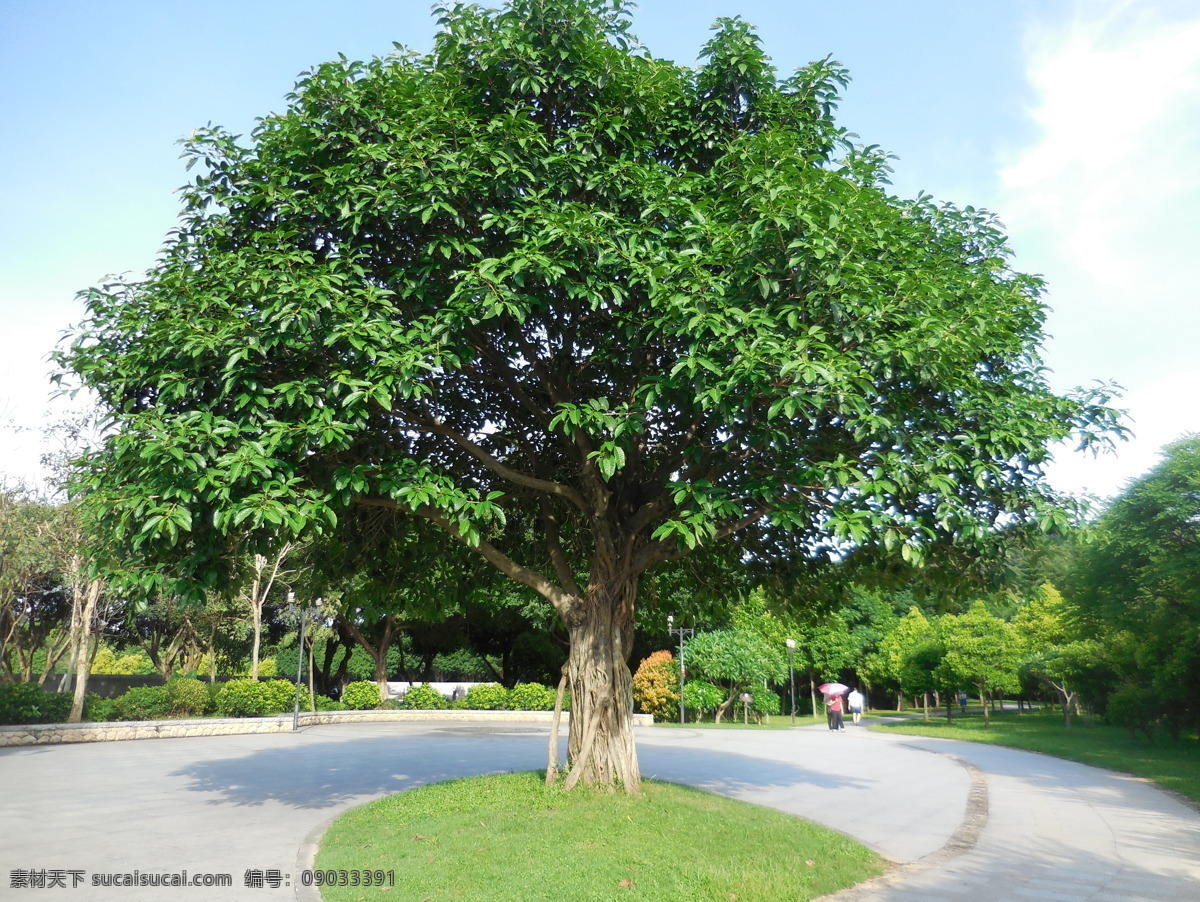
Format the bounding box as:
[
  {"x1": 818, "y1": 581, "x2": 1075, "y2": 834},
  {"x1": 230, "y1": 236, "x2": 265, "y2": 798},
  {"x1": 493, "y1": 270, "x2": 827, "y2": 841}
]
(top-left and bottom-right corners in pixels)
[
  {"x1": 459, "y1": 683, "x2": 509, "y2": 710},
  {"x1": 0, "y1": 682, "x2": 73, "y2": 725},
  {"x1": 111, "y1": 685, "x2": 172, "y2": 721},
  {"x1": 342, "y1": 681, "x2": 382, "y2": 710},
  {"x1": 401, "y1": 683, "x2": 451, "y2": 710},
  {"x1": 166, "y1": 677, "x2": 210, "y2": 716},
  {"x1": 507, "y1": 682, "x2": 557, "y2": 711}
]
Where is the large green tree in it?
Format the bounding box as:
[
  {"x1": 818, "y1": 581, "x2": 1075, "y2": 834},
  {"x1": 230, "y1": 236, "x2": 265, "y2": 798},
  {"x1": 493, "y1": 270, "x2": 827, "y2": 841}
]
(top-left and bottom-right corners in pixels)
[
  {"x1": 1070, "y1": 434, "x2": 1200, "y2": 738},
  {"x1": 60, "y1": 1, "x2": 1117, "y2": 788}
]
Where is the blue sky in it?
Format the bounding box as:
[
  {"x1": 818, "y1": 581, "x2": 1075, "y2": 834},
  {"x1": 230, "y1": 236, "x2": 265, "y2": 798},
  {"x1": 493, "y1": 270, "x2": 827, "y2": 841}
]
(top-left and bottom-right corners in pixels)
[{"x1": 2, "y1": 0, "x2": 1198, "y2": 504}]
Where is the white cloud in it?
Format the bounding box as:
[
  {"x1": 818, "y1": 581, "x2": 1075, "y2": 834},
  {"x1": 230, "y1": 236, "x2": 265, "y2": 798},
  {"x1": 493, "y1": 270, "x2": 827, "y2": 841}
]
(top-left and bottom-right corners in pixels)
[
  {"x1": 999, "y1": 0, "x2": 1200, "y2": 500},
  {"x1": 1047, "y1": 364, "x2": 1200, "y2": 503}
]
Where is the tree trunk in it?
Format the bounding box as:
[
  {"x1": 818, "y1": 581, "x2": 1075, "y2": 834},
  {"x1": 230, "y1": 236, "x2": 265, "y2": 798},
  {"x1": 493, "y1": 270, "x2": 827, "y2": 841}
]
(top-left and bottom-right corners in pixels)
[
  {"x1": 67, "y1": 580, "x2": 103, "y2": 723},
  {"x1": 207, "y1": 622, "x2": 218, "y2": 685},
  {"x1": 560, "y1": 579, "x2": 639, "y2": 793},
  {"x1": 250, "y1": 599, "x2": 263, "y2": 680},
  {"x1": 714, "y1": 689, "x2": 739, "y2": 725},
  {"x1": 37, "y1": 634, "x2": 72, "y2": 686}
]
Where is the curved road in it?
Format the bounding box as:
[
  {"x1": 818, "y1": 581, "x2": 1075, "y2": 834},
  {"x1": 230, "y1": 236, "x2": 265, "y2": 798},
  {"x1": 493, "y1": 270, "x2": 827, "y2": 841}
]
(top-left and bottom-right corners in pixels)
[{"x1": 2, "y1": 721, "x2": 1198, "y2": 900}]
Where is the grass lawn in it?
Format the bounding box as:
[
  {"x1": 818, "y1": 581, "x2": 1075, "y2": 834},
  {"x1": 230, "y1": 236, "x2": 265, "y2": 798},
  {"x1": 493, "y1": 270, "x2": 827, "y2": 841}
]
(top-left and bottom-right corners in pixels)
[
  {"x1": 314, "y1": 771, "x2": 886, "y2": 902},
  {"x1": 870, "y1": 709, "x2": 1200, "y2": 805}
]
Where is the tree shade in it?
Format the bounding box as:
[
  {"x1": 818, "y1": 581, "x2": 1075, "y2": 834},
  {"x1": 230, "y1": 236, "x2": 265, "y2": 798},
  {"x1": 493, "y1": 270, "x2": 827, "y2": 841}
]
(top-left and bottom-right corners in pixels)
[{"x1": 59, "y1": 0, "x2": 1120, "y2": 788}]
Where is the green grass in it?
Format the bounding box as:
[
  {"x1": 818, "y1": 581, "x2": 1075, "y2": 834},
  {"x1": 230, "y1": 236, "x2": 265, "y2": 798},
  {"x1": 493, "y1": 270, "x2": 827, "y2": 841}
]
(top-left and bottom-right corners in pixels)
[
  {"x1": 315, "y1": 771, "x2": 886, "y2": 902},
  {"x1": 870, "y1": 709, "x2": 1200, "y2": 804}
]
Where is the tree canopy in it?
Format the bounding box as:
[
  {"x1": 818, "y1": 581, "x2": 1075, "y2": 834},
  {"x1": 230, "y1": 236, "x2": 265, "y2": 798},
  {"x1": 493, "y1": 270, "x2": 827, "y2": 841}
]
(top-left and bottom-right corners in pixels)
[
  {"x1": 1069, "y1": 434, "x2": 1200, "y2": 737},
  {"x1": 59, "y1": 0, "x2": 1119, "y2": 788}
]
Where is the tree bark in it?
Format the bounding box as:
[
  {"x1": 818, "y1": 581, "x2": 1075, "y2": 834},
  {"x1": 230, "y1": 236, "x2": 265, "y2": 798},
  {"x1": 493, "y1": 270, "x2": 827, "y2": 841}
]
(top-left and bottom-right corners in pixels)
[
  {"x1": 546, "y1": 667, "x2": 569, "y2": 785},
  {"x1": 67, "y1": 579, "x2": 103, "y2": 723},
  {"x1": 561, "y1": 575, "x2": 639, "y2": 793}
]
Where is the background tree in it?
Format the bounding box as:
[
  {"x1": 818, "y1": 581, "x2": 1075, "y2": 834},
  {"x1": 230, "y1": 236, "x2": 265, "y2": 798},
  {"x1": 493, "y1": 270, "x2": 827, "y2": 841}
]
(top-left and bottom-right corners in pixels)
[
  {"x1": 0, "y1": 485, "x2": 63, "y2": 682},
  {"x1": 59, "y1": 0, "x2": 1119, "y2": 788},
  {"x1": 902, "y1": 637, "x2": 950, "y2": 722},
  {"x1": 1067, "y1": 434, "x2": 1200, "y2": 739},
  {"x1": 238, "y1": 541, "x2": 295, "y2": 679},
  {"x1": 684, "y1": 628, "x2": 787, "y2": 722},
  {"x1": 936, "y1": 603, "x2": 1021, "y2": 727},
  {"x1": 792, "y1": 610, "x2": 856, "y2": 717},
  {"x1": 862, "y1": 606, "x2": 935, "y2": 712},
  {"x1": 1012, "y1": 582, "x2": 1100, "y2": 726}
]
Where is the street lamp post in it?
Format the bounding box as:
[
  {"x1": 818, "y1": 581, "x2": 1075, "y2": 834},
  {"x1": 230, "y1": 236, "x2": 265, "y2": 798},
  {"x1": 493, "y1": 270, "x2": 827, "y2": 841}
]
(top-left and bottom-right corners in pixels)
[
  {"x1": 289, "y1": 592, "x2": 303, "y2": 731},
  {"x1": 785, "y1": 638, "x2": 796, "y2": 725},
  {"x1": 667, "y1": 615, "x2": 694, "y2": 725},
  {"x1": 289, "y1": 592, "x2": 317, "y2": 733}
]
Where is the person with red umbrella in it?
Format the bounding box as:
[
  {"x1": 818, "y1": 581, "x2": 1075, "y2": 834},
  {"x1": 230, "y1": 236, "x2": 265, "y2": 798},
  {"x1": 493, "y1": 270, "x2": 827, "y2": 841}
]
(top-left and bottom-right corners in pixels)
[{"x1": 819, "y1": 682, "x2": 848, "y2": 731}]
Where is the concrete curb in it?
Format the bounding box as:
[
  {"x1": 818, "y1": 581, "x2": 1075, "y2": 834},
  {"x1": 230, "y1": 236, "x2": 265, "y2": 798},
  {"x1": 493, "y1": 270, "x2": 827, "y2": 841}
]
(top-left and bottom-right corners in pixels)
[
  {"x1": 294, "y1": 815, "x2": 335, "y2": 902},
  {"x1": 0, "y1": 708, "x2": 654, "y2": 747}
]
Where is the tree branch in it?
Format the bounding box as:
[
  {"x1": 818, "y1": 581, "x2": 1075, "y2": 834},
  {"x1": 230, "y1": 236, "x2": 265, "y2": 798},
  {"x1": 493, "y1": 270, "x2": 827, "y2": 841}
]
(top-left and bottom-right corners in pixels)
[
  {"x1": 357, "y1": 496, "x2": 577, "y2": 621},
  {"x1": 541, "y1": 496, "x2": 583, "y2": 597},
  {"x1": 393, "y1": 407, "x2": 588, "y2": 513}
]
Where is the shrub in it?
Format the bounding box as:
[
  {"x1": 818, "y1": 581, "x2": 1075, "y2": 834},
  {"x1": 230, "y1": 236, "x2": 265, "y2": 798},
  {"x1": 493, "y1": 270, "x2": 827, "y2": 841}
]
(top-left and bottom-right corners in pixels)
[
  {"x1": 110, "y1": 685, "x2": 173, "y2": 721},
  {"x1": 90, "y1": 647, "x2": 157, "y2": 675},
  {"x1": 682, "y1": 680, "x2": 724, "y2": 721},
  {"x1": 633, "y1": 650, "x2": 679, "y2": 720},
  {"x1": 261, "y1": 679, "x2": 301, "y2": 714},
  {"x1": 460, "y1": 683, "x2": 509, "y2": 710},
  {"x1": 401, "y1": 683, "x2": 451, "y2": 710},
  {"x1": 342, "y1": 681, "x2": 383, "y2": 710},
  {"x1": 214, "y1": 679, "x2": 270, "y2": 717},
  {"x1": 1105, "y1": 683, "x2": 1159, "y2": 740},
  {"x1": 313, "y1": 694, "x2": 345, "y2": 711},
  {"x1": 750, "y1": 685, "x2": 781, "y2": 718},
  {"x1": 0, "y1": 682, "x2": 73, "y2": 725},
  {"x1": 83, "y1": 692, "x2": 116, "y2": 722},
  {"x1": 507, "y1": 682, "x2": 557, "y2": 711},
  {"x1": 166, "y1": 677, "x2": 210, "y2": 716}
]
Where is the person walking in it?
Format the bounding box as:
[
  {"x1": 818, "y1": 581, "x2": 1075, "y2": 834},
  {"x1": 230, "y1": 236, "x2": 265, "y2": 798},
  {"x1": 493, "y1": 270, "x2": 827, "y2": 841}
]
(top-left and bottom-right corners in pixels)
[
  {"x1": 827, "y1": 693, "x2": 845, "y2": 731},
  {"x1": 848, "y1": 688, "x2": 864, "y2": 725}
]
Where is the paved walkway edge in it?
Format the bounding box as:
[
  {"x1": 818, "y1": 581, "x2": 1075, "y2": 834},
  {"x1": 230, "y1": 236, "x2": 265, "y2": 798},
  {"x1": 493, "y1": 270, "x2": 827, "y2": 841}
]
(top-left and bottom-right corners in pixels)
[
  {"x1": 295, "y1": 815, "x2": 335, "y2": 902},
  {"x1": 0, "y1": 709, "x2": 653, "y2": 746},
  {"x1": 819, "y1": 747, "x2": 990, "y2": 900}
]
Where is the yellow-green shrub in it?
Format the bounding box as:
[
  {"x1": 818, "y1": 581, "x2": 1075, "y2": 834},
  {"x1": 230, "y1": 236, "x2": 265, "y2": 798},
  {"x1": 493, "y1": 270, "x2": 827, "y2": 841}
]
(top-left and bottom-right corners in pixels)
[{"x1": 633, "y1": 650, "x2": 679, "y2": 720}]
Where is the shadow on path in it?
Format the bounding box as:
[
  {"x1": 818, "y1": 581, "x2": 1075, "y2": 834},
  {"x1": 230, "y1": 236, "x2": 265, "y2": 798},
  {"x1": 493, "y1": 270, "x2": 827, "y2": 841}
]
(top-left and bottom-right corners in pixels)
[{"x1": 169, "y1": 727, "x2": 867, "y2": 810}]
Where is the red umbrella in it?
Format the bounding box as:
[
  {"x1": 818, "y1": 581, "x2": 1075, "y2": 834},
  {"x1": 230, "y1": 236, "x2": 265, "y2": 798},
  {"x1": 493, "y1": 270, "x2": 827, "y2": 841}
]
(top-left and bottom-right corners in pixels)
[{"x1": 818, "y1": 682, "x2": 849, "y2": 697}]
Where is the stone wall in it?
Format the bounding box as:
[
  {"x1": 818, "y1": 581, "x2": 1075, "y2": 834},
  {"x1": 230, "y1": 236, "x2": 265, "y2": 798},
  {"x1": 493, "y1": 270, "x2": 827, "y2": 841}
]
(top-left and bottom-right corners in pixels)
[{"x1": 0, "y1": 709, "x2": 653, "y2": 747}]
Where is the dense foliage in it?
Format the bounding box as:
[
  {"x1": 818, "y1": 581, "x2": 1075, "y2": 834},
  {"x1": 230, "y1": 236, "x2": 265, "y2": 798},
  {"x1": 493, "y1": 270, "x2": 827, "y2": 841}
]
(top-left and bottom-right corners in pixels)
[
  {"x1": 57, "y1": 0, "x2": 1118, "y2": 784},
  {"x1": 1067, "y1": 435, "x2": 1200, "y2": 739}
]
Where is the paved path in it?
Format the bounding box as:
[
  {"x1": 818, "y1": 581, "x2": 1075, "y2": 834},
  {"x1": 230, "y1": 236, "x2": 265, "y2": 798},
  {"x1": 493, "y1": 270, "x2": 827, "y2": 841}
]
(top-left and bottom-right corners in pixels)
[{"x1": 2, "y1": 720, "x2": 1198, "y2": 900}]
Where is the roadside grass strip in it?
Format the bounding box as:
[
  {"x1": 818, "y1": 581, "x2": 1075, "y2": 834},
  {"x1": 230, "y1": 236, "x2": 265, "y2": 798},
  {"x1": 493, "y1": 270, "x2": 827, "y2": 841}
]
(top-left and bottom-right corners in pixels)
[{"x1": 872, "y1": 710, "x2": 1200, "y2": 805}]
